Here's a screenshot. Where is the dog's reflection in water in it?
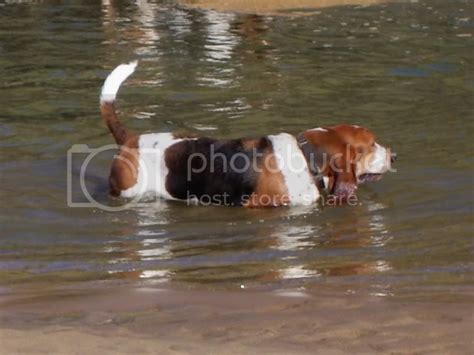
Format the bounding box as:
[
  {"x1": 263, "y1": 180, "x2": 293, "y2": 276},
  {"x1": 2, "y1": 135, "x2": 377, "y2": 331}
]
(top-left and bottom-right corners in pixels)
[{"x1": 104, "y1": 201, "x2": 392, "y2": 288}]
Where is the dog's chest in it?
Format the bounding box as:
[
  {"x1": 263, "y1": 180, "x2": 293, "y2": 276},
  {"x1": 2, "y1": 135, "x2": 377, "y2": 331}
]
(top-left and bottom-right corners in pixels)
[{"x1": 268, "y1": 133, "x2": 319, "y2": 205}]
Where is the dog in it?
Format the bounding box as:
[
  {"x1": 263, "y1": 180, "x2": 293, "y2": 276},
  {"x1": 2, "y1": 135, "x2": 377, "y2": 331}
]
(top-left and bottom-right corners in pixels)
[{"x1": 100, "y1": 62, "x2": 394, "y2": 207}]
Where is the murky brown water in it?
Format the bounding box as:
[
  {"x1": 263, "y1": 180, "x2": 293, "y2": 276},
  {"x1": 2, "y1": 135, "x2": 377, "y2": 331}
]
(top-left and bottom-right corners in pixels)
[{"x1": 0, "y1": 0, "x2": 472, "y2": 302}]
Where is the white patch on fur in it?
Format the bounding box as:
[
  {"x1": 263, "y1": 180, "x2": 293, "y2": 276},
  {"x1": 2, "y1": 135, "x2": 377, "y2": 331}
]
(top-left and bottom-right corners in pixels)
[
  {"x1": 121, "y1": 133, "x2": 183, "y2": 199},
  {"x1": 100, "y1": 61, "x2": 138, "y2": 103},
  {"x1": 352, "y1": 125, "x2": 361, "y2": 128},
  {"x1": 268, "y1": 133, "x2": 319, "y2": 206},
  {"x1": 311, "y1": 127, "x2": 328, "y2": 132},
  {"x1": 322, "y1": 176, "x2": 329, "y2": 190},
  {"x1": 367, "y1": 142, "x2": 389, "y2": 173}
]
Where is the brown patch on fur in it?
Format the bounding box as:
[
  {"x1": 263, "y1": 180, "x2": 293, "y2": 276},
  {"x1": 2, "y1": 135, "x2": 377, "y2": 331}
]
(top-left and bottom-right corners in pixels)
[
  {"x1": 330, "y1": 124, "x2": 377, "y2": 168},
  {"x1": 109, "y1": 135, "x2": 140, "y2": 196},
  {"x1": 301, "y1": 129, "x2": 357, "y2": 200},
  {"x1": 244, "y1": 148, "x2": 289, "y2": 208},
  {"x1": 330, "y1": 124, "x2": 375, "y2": 151},
  {"x1": 329, "y1": 124, "x2": 381, "y2": 178},
  {"x1": 101, "y1": 102, "x2": 131, "y2": 146},
  {"x1": 100, "y1": 102, "x2": 139, "y2": 196},
  {"x1": 241, "y1": 137, "x2": 265, "y2": 150}
]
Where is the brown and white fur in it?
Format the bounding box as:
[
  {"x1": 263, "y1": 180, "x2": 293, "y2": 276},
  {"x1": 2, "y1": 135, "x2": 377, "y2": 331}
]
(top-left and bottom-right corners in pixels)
[{"x1": 100, "y1": 62, "x2": 393, "y2": 207}]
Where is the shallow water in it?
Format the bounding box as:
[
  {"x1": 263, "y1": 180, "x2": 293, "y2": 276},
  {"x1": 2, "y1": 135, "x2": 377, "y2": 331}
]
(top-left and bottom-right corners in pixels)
[{"x1": 0, "y1": 0, "x2": 472, "y2": 301}]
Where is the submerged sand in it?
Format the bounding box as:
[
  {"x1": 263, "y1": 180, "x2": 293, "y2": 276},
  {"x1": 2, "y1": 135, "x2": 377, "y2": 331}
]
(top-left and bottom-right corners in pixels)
[
  {"x1": 180, "y1": 0, "x2": 386, "y2": 15},
  {"x1": 1, "y1": 284, "x2": 472, "y2": 354}
]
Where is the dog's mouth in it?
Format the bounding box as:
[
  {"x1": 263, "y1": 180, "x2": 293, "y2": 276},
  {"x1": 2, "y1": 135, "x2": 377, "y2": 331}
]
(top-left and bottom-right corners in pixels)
[{"x1": 358, "y1": 173, "x2": 383, "y2": 183}]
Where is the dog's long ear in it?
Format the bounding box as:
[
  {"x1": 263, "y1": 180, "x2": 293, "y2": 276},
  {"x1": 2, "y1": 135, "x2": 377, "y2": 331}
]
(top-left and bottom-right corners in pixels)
[
  {"x1": 332, "y1": 166, "x2": 357, "y2": 201},
  {"x1": 299, "y1": 129, "x2": 358, "y2": 199},
  {"x1": 331, "y1": 147, "x2": 357, "y2": 202}
]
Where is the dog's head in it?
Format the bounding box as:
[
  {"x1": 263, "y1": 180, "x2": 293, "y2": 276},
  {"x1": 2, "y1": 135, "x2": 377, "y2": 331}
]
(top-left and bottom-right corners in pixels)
[{"x1": 299, "y1": 124, "x2": 394, "y2": 201}]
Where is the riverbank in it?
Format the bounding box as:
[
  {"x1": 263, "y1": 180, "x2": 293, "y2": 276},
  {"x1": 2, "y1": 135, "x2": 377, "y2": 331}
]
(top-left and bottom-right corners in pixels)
[
  {"x1": 180, "y1": 0, "x2": 385, "y2": 15},
  {"x1": 1, "y1": 284, "x2": 472, "y2": 354}
]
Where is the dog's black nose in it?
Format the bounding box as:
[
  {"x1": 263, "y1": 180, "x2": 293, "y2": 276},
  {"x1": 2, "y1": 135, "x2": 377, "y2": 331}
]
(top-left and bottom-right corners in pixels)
[{"x1": 391, "y1": 155, "x2": 397, "y2": 163}]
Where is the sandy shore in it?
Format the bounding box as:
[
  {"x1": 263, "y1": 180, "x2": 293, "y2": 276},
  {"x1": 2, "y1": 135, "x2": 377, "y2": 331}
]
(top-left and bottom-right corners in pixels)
[
  {"x1": 1, "y1": 284, "x2": 473, "y2": 354},
  {"x1": 180, "y1": 0, "x2": 386, "y2": 15}
]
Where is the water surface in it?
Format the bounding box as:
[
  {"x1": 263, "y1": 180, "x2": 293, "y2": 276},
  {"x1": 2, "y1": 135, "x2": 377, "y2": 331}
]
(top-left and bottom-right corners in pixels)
[{"x1": 0, "y1": 0, "x2": 472, "y2": 301}]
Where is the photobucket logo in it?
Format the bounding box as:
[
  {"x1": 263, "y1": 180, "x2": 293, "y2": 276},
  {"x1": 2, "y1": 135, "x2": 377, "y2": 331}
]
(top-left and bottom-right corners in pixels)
[
  {"x1": 67, "y1": 140, "x2": 397, "y2": 211},
  {"x1": 186, "y1": 142, "x2": 396, "y2": 180},
  {"x1": 186, "y1": 143, "x2": 313, "y2": 181},
  {"x1": 186, "y1": 146, "x2": 259, "y2": 181},
  {"x1": 67, "y1": 144, "x2": 153, "y2": 211}
]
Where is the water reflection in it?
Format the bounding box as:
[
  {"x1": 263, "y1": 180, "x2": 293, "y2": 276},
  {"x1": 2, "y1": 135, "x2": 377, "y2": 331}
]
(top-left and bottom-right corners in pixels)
[
  {"x1": 273, "y1": 225, "x2": 318, "y2": 252},
  {"x1": 100, "y1": 0, "x2": 278, "y2": 118},
  {"x1": 167, "y1": 8, "x2": 241, "y2": 90},
  {"x1": 103, "y1": 199, "x2": 394, "y2": 289},
  {"x1": 101, "y1": 0, "x2": 161, "y2": 56},
  {"x1": 367, "y1": 202, "x2": 392, "y2": 249},
  {"x1": 168, "y1": 7, "x2": 192, "y2": 37},
  {"x1": 204, "y1": 11, "x2": 239, "y2": 62}
]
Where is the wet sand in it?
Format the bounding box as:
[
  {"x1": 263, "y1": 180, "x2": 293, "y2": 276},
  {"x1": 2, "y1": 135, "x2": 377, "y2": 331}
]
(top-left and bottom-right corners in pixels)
[
  {"x1": 1, "y1": 284, "x2": 472, "y2": 354},
  {"x1": 181, "y1": 0, "x2": 386, "y2": 15}
]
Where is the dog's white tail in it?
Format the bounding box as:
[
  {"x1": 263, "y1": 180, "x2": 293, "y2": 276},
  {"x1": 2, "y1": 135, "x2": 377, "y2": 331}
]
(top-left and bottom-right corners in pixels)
[
  {"x1": 100, "y1": 61, "x2": 138, "y2": 145},
  {"x1": 100, "y1": 61, "x2": 138, "y2": 103}
]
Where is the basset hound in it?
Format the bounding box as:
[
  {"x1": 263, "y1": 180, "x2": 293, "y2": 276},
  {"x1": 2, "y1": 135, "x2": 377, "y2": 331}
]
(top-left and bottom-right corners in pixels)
[{"x1": 100, "y1": 62, "x2": 394, "y2": 207}]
